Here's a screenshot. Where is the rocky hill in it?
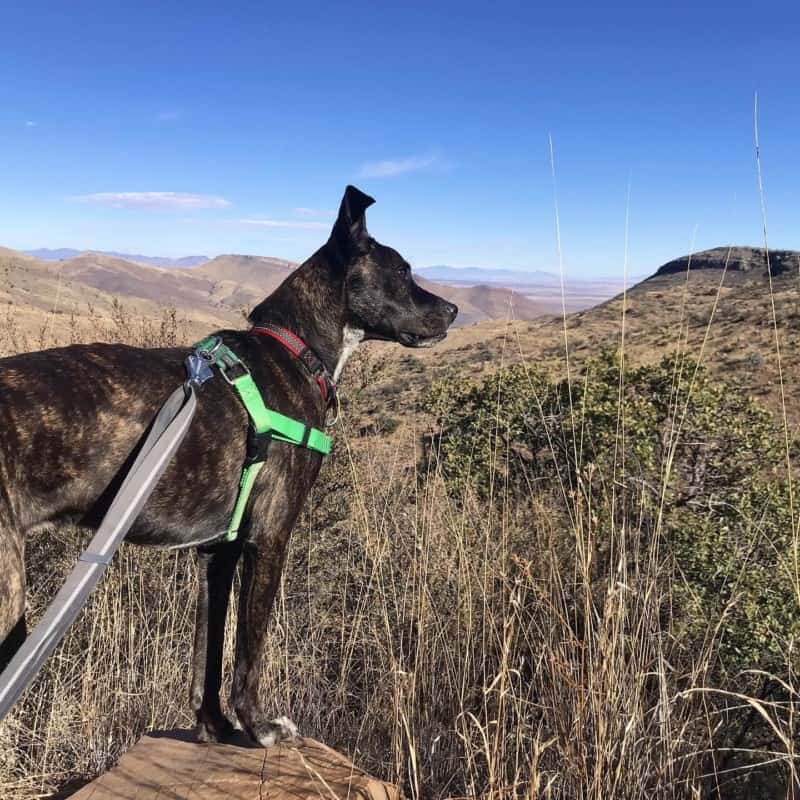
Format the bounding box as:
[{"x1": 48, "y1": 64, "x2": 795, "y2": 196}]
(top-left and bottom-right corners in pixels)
[{"x1": 654, "y1": 245, "x2": 800, "y2": 278}]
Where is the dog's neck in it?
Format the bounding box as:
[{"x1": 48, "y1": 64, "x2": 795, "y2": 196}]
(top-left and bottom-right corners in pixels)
[
  {"x1": 334, "y1": 324, "x2": 364, "y2": 382},
  {"x1": 249, "y1": 249, "x2": 362, "y2": 381}
]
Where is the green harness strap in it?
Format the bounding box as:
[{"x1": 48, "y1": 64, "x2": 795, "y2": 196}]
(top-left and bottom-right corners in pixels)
[{"x1": 194, "y1": 336, "x2": 331, "y2": 541}]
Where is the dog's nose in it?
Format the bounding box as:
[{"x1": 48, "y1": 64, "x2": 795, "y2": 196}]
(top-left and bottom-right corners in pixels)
[{"x1": 444, "y1": 302, "x2": 458, "y2": 323}]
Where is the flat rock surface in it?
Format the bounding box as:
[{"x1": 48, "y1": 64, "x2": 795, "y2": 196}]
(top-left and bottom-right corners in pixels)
[{"x1": 70, "y1": 729, "x2": 400, "y2": 799}]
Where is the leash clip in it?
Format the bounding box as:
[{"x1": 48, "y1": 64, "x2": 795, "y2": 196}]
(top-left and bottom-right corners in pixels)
[
  {"x1": 185, "y1": 335, "x2": 222, "y2": 387},
  {"x1": 184, "y1": 351, "x2": 215, "y2": 387}
]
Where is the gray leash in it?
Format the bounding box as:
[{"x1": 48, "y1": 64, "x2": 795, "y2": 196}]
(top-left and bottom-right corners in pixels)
[{"x1": 0, "y1": 379, "x2": 200, "y2": 721}]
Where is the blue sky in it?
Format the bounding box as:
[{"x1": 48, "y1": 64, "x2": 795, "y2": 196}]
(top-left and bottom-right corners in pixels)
[{"x1": 0, "y1": 1, "x2": 798, "y2": 278}]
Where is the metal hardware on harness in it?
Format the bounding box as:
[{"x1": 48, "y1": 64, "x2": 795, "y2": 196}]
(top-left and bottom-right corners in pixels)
[
  {"x1": 195, "y1": 336, "x2": 248, "y2": 385},
  {"x1": 197, "y1": 335, "x2": 222, "y2": 357},
  {"x1": 185, "y1": 352, "x2": 215, "y2": 387}
]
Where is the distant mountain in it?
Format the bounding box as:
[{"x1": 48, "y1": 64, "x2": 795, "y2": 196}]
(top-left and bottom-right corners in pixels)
[
  {"x1": 24, "y1": 248, "x2": 209, "y2": 268},
  {"x1": 417, "y1": 278, "x2": 550, "y2": 325},
  {"x1": 419, "y1": 266, "x2": 635, "y2": 314},
  {"x1": 24, "y1": 248, "x2": 82, "y2": 260},
  {"x1": 0, "y1": 248, "x2": 241, "y2": 348},
  {"x1": 2, "y1": 245, "x2": 554, "y2": 342},
  {"x1": 160, "y1": 254, "x2": 210, "y2": 268},
  {"x1": 46, "y1": 252, "x2": 297, "y2": 311},
  {"x1": 653, "y1": 246, "x2": 800, "y2": 279},
  {"x1": 190, "y1": 254, "x2": 294, "y2": 285},
  {"x1": 418, "y1": 265, "x2": 558, "y2": 284},
  {"x1": 56, "y1": 252, "x2": 222, "y2": 306},
  {"x1": 186, "y1": 254, "x2": 296, "y2": 307}
]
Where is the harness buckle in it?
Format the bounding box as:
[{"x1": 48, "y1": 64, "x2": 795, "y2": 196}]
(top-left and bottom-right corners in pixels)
[
  {"x1": 298, "y1": 347, "x2": 336, "y2": 403},
  {"x1": 245, "y1": 424, "x2": 272, "y2": 466}
]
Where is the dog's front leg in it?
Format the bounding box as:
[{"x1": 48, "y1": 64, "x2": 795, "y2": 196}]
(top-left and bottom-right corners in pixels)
[
  {"x1": 230, "y1": 531, "x2": 298, "y2": 746},
  {"x1": 191, "y1": 540, "x2": 242, "y2": 742}
]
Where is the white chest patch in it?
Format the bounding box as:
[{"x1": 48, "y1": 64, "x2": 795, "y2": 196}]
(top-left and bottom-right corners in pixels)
[{"x1": 334, "y1": 325, "x2": 365, "y2": 382}]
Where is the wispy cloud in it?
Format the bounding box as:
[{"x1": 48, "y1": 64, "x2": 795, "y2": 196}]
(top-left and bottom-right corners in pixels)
[
  {"x1": 358, "y1": 154, "x2": 441, "y2": 178},
  {"x1": 156, "y1": 110, "x2": 182, "y2": 121},
  {"x1": 71, "y1": 192, "x2": 231, "y2": 210},
  {"x1": 24, "y1": 120, "x2": 37, "y2": 128},
  {"x1": 234, "y1": 218, "x2": 330, "y2": 230},
  {"x1": 293, "y1": 207, "x2": 335, "y2": 219}
]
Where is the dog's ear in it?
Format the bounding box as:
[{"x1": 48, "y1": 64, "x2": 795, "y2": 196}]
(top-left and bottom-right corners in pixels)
[{"x1": 329, "y1": 185, "x2": 375, "y2": 259}]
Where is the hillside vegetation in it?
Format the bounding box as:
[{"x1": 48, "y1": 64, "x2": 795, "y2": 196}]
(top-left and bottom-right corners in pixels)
[
  {"x1": 371, "y1": 246, "x2": 800, "y2": 426},
  {"x1": 0, "y1": 245, "x2": 799, "y2": 798},
  {"x1": 0, "y1": 246, "x2": 562, "y2": 352}
]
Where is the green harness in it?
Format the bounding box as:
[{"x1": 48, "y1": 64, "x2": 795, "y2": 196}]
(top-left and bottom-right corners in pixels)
[{"x1": 193, "y1": 336, "x2": 331, "y2": 542}]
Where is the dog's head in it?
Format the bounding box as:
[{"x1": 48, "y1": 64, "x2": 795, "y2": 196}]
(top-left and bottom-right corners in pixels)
[{"x1": 327, "y1": 185, "x2": 458, "y2": 347}]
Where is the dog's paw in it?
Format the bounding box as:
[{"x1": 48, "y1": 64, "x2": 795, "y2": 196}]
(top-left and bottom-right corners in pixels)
[
  {"x1": 195, "y1": 712, "x2": 236, "y2": 743},
  {"x1": 256, "y1": 715, "x2": 300, "y2": 747}
]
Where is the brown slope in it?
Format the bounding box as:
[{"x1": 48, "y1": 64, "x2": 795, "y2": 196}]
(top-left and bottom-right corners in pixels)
[
  {"x1": 1, "y1": 247, "x2": 77, "y2": 316},
  {"x1": 0, "y1": 248, "x2": 242, "y2": 355},
  {"x1": 454, "y1": 283, "x2": 551, "y2": 319},
  {"x1": 417, "y1": 277, "x2": 551, "y2": 325},
  {"x1": 2, "y1": 242, "x2": 571, "y2": 361},
  {"x1": 59, "y1": 253, "x2": 217, "y2": 306},
  {"x1": 56, "y1": 252, "x2": 295, "y2": 313},
  {"x1": 53, "y1": 252, "x2": 294, "y2": 311},
  {"x1": 190, "y1": 254, "x2": 294, "y2": 286},
  {"x1": 0, "y1": 246, "x2": 41, "y2": 264},
  {"x1": 370, "y1": 247, "x2": 800, "y2": 428},
  {"x1": 185, "y1": 255, "x2": 295, "y2": 308}
]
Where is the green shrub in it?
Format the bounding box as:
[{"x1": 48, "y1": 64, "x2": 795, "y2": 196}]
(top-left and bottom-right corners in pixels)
[{"x1": 424, "y1": 351, "x2": 798, "y2": 675}]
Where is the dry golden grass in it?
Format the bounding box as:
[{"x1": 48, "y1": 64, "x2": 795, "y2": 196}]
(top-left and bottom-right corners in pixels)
[{"x1": 0, "y1": 276, "x2": 799, "y2": 799}]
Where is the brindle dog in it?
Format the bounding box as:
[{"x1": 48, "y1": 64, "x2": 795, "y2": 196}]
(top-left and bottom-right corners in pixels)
[{"x1": 0, "y1": 185, "x2": 457, "y2": 745}]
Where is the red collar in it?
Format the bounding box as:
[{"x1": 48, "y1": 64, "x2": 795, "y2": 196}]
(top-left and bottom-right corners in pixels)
[{"x1": 251, "y1": 324, "x2": 336, "y2": 404}]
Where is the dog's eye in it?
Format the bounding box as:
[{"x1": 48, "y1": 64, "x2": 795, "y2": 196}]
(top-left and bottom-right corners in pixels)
[{"x1": 397, "y1": 265, "x2": 410, "y2": 277}]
